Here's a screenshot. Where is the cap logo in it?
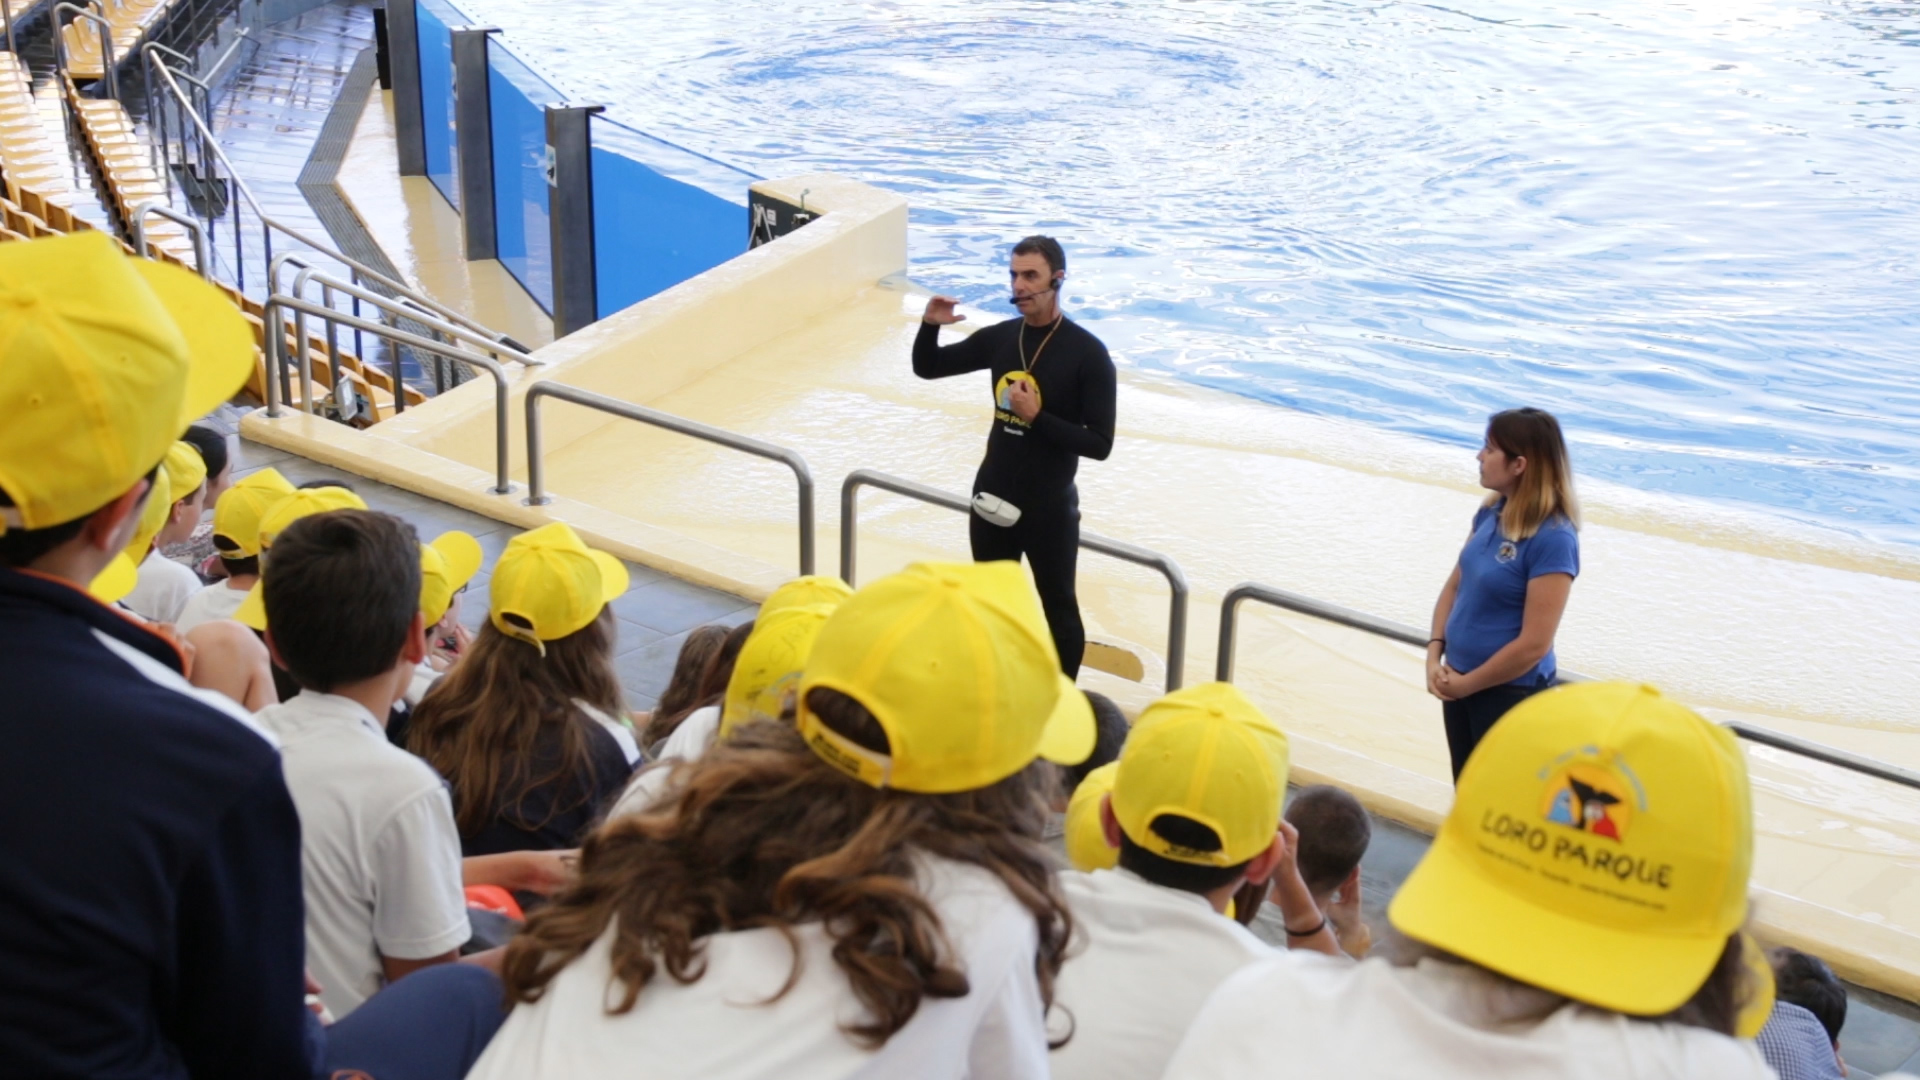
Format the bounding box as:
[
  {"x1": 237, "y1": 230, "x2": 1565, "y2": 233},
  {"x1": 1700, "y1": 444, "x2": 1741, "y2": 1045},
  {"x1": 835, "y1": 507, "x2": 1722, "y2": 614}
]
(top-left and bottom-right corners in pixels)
[
  {"x1": 1475, "y1": 746, "x2": 1673, "y2": 898},
  {"x1": 1540, "y1": 752, "x2": 1643, "y2": 842}
]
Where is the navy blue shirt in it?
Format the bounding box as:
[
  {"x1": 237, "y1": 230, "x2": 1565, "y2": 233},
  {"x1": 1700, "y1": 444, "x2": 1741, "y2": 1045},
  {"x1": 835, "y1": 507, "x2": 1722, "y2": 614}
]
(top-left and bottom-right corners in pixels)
[
  {"x1": 0, "y1": 567, "x2": 316, "y2": 1080},
  {"x1": 1443, "y1": 503, "x2": 1579, "y2": 685}
]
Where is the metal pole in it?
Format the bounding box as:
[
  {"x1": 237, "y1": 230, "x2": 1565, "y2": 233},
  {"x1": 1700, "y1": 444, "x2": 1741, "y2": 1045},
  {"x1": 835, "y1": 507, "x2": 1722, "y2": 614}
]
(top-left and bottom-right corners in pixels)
[
  {"x1": 837, "y1": 469, "x2": 1186, "y2": 690},
  {"x1": 3, "y1": 0, "x2": 14, "y2": 56},
  {"x1": 523, "y1": 383, "x2": 815, "y2": 573}
]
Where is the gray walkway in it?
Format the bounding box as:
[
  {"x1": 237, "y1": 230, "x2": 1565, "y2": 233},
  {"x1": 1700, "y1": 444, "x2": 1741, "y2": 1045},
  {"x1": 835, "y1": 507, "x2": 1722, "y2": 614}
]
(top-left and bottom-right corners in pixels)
[{"x1": 233, "y1": 438, "x2": 755, "y2": 712}]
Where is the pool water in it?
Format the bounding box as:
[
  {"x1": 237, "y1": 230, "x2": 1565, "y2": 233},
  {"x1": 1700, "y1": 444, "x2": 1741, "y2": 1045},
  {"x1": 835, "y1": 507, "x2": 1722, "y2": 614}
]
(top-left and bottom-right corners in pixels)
[{"x1": 460, "y1": 0, "x2": 1920, "y2": 548}]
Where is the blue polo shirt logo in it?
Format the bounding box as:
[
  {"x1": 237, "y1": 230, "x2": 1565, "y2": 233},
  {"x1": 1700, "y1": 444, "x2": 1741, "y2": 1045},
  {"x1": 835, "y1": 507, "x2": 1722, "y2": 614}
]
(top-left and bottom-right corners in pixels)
[{"x1": 1496, "y1": 541, "x2": 1517, "y2": 563}]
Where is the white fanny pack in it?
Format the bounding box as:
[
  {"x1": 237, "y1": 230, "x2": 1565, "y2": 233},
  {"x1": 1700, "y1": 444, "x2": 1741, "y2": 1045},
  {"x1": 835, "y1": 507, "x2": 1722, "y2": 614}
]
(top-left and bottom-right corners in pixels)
[{"x1": 971, "y1": 492, "x2": 1022, "y2": 528}]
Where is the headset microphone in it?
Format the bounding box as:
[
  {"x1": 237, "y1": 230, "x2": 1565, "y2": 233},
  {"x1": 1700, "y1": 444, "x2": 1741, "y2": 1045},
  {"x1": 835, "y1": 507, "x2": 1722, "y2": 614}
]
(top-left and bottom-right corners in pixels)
[{"x1": 1009, "y1": 279, "x2": 1062, "y2": 305}]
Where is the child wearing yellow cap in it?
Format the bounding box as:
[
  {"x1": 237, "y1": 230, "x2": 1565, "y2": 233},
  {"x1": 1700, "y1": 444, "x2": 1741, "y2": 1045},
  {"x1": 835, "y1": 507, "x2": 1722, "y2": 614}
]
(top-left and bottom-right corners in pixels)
[
  {"x1": 606, "y1": 600, "x2": 838, "y2": 820},
  {"x1": 1050, "y1": 681, "x2": 1338, "y2": 1080},
  {"x1": 174, "y1": 467, "x2": 294, "y2": 633},
  {"x1": 1162, "y1": 682, "x2": 1776, "y2": 1080},
  {"x1": 0, "y1": 231, "x2": 315, "y2": 1075},
  {"x1": 470, "y1": 561, "x2": 1096, "y2": 1079},
  {"x1": 408, "y1": 522, "x2": 639, "y2": 856},
  {"x1": 120, "y1": 439, "x2": 211, "y2": 624}
]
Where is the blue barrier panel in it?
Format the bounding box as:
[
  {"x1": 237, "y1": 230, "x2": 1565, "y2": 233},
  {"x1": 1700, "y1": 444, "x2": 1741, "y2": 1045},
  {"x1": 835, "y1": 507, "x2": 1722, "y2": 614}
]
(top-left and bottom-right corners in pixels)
[
  {"x1": 589, "y1": 117, "x2": 758, "y2": 318},
  {"x1": 416, "y1": 0, "x2": 462, "y2": 208},
  {"x1": 488, "y1": 47, "x2": 556, "y2": 312}
]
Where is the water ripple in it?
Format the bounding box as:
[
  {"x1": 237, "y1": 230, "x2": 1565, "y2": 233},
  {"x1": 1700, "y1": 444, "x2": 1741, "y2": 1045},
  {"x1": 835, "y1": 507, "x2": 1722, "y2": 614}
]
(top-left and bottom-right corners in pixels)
[{"x1": 467, "y1": 0, "x2": 1920, "y2": 545}]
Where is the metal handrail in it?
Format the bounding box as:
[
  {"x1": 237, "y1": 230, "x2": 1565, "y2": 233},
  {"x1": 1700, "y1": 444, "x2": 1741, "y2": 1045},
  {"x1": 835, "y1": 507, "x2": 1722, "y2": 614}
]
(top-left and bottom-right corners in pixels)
[
  {"x1": 840, "y1": 468, "x2": 1189, "y2": 691},
  {"x1": 262, "y1": 294, "x2": 515, "y2": 495},
  {"x1": 53, "y1": 3, "x2": 117, "y2": 101},
  {"x1": 269, "y1": 258, "x2": 537, "y2": 365},
  {"x1": 523, "y1": 382, "x2": 816, "y2": 575},
  {"x1": 144, "y1": 56, "x2": 516, "y2": 347},
  {"x1": 130, "y1": 199, "x2": 211, "y2": 277},
  {"x1": 1214, "y1": 581, "x2": 1920, "y2": 792}
]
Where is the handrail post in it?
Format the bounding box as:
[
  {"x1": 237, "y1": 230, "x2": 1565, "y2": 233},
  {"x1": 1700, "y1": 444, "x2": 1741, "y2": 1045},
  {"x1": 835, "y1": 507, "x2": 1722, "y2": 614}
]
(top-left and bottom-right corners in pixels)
[
  {"x1": 521, "y1": 383, "x2": 812, "y2": 573},
  {"x1": 838, "y1": 469, "x2": 1186, "y2": 691},
  {"x1": 524, "y1": 386, "x2": 548, "y2": 506},
  {"x1": 130, "y1": 200, "x2": 212, "y2": 278}
]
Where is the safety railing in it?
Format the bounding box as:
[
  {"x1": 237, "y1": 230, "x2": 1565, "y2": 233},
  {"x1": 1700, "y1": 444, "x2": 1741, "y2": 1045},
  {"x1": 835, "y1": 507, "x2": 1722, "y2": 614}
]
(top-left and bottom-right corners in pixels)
[
  {"x1": 1215, "y1": 581, "x2": 1920, "y2": 792},
  {"x1": 268, "y1": 256, "x2": 535, "y2": 406},
  {"x1": 523, "y1": 382, "x2": 817, "y2": 576},
  {"x1": 840, "y1": 469, "x2": 1189, "y2": 692},
  {"x1": 53, "y1": 3, "x2": 118, "y2": 100},
  {"x1": 130, "y1": 198, "x2": 210, "y2": 277},
  {"x1": 143, "y1": 51, "x2": 521, "y2": 354},
  {"x1": 261, "y1": 294, "x2": 515, "y2": 494}
]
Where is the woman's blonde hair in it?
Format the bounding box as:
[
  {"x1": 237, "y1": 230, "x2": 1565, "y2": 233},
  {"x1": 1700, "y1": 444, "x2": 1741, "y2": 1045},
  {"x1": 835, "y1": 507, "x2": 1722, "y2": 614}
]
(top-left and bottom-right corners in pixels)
[{"x1": 1484, "y1": 408, "x2": 1580, "y2": 541}]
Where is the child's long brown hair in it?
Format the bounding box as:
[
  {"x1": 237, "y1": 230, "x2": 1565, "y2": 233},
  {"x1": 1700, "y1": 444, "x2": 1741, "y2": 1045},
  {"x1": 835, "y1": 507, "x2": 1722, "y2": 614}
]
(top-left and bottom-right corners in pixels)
[
  {"x1": 409, "y1": 607, "x2": 626, "y2": 835},
  {"x1": 502, "y1": 690, "x2": 1073, "y2": 1048}
]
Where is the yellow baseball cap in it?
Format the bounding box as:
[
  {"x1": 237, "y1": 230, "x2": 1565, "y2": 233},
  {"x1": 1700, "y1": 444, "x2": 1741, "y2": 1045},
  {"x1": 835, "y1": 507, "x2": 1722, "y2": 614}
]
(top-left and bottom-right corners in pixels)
[
  {"x1": 1388, "y1": 682, "x2": 1753, "y2": 1017},
  {"x1": 1110, "y1": 682, "x2": 1291, "y2": 867},
  {"x1": 1734, "y1": 933, "x2": 1776, "y2": 1039},
  {"x1": 0, "y1": 231, "x2": 252, "y2": 534},
  {"x1": 1065, "y1": 761, "x2": 1121, "y2": 872},
  {"x1": 489, "y1": 522, "x2": 628, "y2": 653},
  {"x1": 794, "y1": 560, "x2": 1094, "y2": 794},
  {"x1": 212, "y1": 468, "x2": 295, "y2": 557},
  {"x1": 254, "y1": 486, "x2": 367, "y2": 551},
  {"x1": 233, "y1": 486, "x2": 371, "y2": 630},
  {"x1": 761, "y1": 574, "x2": 853, "y2": 617},
  {"x1": 162, "y1": 441, "x2": 208, "y2": 505},
  {"x1": 88, "y1": 468, "x2": 171, "y2": 604},
  {"x1": 420, "y1": 530, "x2": 482, "y2": 626},
  {"x1": 719, "y1": 603, "x2": 835, "y2": 738}
]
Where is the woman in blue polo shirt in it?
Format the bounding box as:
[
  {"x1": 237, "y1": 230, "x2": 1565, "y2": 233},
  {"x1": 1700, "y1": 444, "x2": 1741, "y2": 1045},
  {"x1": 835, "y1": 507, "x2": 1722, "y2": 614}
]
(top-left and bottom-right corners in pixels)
[{"x1": 1427, "y1": 408, "x2": 1580, "y2": 780}]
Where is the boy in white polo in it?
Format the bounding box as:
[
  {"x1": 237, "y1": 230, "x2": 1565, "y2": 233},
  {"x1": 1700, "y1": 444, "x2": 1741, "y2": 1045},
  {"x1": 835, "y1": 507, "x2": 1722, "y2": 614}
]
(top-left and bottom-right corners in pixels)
[
  {"x1": 252, "y1": 508, "x2": 468, "y2": 1019},
  {"x1": 1049, "y1": 682, "x2": 1340, "y2": 1080}
]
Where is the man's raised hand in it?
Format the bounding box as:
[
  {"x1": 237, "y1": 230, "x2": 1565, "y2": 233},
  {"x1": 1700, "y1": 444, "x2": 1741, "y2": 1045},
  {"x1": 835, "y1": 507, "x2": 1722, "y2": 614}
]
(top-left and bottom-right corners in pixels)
[{"x1": 922, "y1": 295, "x2": 966, "y2": 325}]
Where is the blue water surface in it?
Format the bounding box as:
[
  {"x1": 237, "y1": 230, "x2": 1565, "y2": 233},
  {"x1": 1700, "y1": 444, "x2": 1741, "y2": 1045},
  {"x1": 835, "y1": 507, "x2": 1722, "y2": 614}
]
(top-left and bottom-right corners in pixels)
[{"x1": 464, "y1": 0, "x2": 1920, "y2": 546}]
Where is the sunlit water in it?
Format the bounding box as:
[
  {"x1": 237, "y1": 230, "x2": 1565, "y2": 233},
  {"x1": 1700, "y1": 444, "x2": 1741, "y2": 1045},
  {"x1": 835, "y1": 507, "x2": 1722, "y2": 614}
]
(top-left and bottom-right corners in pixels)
[{"x1": 461, "y1": 0, "x2": 1920, "y2": 547}]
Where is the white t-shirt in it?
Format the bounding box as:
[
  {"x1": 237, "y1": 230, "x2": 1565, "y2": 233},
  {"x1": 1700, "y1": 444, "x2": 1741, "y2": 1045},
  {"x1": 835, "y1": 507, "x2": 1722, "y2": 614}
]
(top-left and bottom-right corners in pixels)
[
  {"x1": 607, "y1": 704, "x2": 721, "y2": 818},
  {"x1": 402, "y1": 664, "x2": 442, "y2": 708},
  {"x1": 172, "y1": 579, "x2": 250, "y2": 634},
  {"x1": 1049, "y1": 869, "x2": 1275, "y2": 1080},
  {"x1": 1162, "y1": 954, "x2": 1777, "y2": 1080},
  {"x1": 255, "y1": 691, "x2": 470, "y2": 1018},
  {"x1": 467, "y1": 855, "x2": 1051, "y2": 1080},
  {"x1": 122, "y1": 550, "x2": 201, "y2": 625},
  {"x1": 578, "y1": 700, "x2": 643, "y2": 767}
]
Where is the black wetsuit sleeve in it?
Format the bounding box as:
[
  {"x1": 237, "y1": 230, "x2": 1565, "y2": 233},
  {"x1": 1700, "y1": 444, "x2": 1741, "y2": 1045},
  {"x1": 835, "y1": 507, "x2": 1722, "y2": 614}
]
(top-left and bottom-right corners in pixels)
[
  {"x1": 913, "y1": 320, "x2": 996, "y2": 379},
  {"x1": 171, "y1": 766, "x2": 319, "y2": 1080},
  {"x1": 1030, "y1": 340, "x2": 1116, "y2": 461}
]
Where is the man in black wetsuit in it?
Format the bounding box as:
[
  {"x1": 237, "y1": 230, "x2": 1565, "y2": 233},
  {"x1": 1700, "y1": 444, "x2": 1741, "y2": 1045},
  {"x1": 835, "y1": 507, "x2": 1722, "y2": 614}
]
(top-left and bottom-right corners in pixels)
[{"x1": 914, "y1": 235, "x2": 1117, "y2": 677}]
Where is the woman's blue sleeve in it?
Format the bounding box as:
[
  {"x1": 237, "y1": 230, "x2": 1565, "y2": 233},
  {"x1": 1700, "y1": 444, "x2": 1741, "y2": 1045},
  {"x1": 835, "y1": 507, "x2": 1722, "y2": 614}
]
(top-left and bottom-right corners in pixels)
[{"x1": 1527, "y1": 522, "x2": 1580, "y2": 580}]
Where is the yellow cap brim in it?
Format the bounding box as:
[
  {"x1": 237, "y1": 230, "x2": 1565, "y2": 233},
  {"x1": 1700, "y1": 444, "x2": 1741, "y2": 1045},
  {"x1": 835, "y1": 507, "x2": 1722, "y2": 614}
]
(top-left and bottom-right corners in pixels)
[
  {"x1": 128, "y1": 259, "x2": 255, "y2": 430},
  {"x1": 588, "y1": 549, "x2": 629, "y2": 605},
  {"x1": 1388, "y1": 828, "x2": 1734, "y2": 1016},
  {"x1": 234, "y1": 582, "x2": 267, "y2": 631},
  {"x1": 1035, "y1": 675, "x2": 1096, "y2": 767},
  {"x1": 90, "y1": 552, "x2": 139, "y2": 604},
  {"x1": 431, "y1": 531, "x2": 484, "y2": 591},
  {"x1": 1734, "y1": 933, "x2": 1776, "y2": 1039}
]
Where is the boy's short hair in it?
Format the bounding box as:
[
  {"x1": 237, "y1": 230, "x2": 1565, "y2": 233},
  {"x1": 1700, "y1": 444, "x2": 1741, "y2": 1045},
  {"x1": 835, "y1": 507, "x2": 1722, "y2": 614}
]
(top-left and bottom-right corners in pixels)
[
  {"x1": 1285, "y1": 785, "x2": 1372, "y2": 897},
  {"x1": 179, "y1": 425, "x2": 229, "y2": 484},
  {"x1": 1062, "y1": 690, "x2": 1128, "y2": 791},
  {"x1": 1769, "y1": 946, "x2": 1846, "y2": 1044},
  {"x1": 264, "y1": 510, "x2": 420, "y2": 693},
  {"x1": 0, "y1": 464, "x2": 159, "y2": 569},
  {"x1": 1117, "y1": 816, "x2": 1252, "y2": 895}
]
